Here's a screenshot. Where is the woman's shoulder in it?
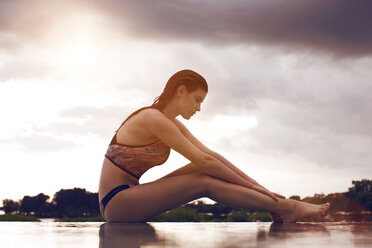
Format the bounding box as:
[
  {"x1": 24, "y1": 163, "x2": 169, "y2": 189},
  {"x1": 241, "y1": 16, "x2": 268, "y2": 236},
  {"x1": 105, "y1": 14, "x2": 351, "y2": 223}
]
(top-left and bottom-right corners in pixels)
[
  {"x1": 136, "y1": 108, "x2": 163, "y2": 119},
  {"x1": 127, "y1": 108, "x2": 178, "y2": 140},
  {"x1": 117, "y1": 108, "x2": 165, "y2": 138},
  {"x1": 130, "y1": 108, "x2": 167, "y2": 127}
]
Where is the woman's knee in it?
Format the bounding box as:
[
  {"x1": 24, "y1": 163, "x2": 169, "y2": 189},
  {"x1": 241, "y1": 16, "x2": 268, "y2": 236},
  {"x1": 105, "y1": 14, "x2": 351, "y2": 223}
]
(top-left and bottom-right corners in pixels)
[{"x1": 189, "y1": 171, "x2": 220, "y2": 196}]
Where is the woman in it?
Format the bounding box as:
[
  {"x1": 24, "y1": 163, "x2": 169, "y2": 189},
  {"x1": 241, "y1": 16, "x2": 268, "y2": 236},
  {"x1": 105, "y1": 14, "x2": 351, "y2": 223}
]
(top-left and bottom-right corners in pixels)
[{"x1": 98, "y1": 69, "x2": 330, "y2": 223}]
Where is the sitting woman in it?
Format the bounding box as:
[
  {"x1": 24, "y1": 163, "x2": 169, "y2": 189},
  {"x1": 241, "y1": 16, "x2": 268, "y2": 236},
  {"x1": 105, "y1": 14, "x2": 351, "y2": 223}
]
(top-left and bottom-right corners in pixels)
[{"x1": 98, "y1": 69, "x2": 330, "y2": 223}]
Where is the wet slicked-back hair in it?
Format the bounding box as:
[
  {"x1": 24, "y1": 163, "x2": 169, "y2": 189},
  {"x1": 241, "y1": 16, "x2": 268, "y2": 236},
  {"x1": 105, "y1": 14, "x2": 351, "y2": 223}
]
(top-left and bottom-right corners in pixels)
[
  {"x1": 116, "y1": 69, "x2": 208, "y2": 131},
  {"x1": 152, "y1": 69, "x2": 208, "y2": 110}
]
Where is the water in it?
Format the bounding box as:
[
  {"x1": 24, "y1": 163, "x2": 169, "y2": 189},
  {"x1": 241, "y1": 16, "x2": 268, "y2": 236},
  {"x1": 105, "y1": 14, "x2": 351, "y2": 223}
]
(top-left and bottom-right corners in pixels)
[{"x1": 0, "y1": 220, "x2": 371, "y2": 248}]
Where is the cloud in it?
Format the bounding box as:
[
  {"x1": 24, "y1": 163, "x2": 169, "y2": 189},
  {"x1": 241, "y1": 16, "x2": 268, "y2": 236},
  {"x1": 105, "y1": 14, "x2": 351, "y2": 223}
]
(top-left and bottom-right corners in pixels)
[
  {"x1": 32, "y1": 104, "x2": 135, "y2": 138},
  {"x1": 1, "y1": 0, "x2": 370, "y2": 181},
  {"x1": 188, "y1": 50, "x2": 372, "y2": 171},
  {"x1": 1, "y1": 0, "x2": 371, "y2": 59},
  {"x1": 0, "y1": 0, "x2": 89, "y2": 41},
  {"x1": 0, "y1": 104, "x2": 134, "y2": 151},
  {"x1": 0, "y1": 0, "x2": 106, "y2": 82},
  {"x1": 93, "y1": 0, "x2": 372, "y2": 57},
  {"x1": 1, "y1": 135, "x2": 77, "y2": 152},
  {"x1": 0, "y1": 59, "x2": 55, "y2": 81},
  {"x1": 201, "y1": 48, "x2": 372, "y2": 136},
  {"x1": 244, "y1": 99, "x2": 372, "y2": 170}
]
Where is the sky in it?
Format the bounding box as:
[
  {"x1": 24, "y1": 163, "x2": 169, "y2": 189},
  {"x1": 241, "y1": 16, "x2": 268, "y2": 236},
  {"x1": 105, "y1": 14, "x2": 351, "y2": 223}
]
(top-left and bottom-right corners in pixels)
[{"x1": 0, "y1": 0, "x2": 371, "y2": 205}]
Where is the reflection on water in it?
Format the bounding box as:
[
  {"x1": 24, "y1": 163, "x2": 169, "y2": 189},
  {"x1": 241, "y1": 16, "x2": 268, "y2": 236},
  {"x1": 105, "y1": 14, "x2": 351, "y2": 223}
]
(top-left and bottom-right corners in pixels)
[
  {"x1": 99, "y1": 222, "x2": 372, "y2": 248},
  {"x1": 0, "y1": 220, "x2": 371, "y2": 248},
  {"x1": 99, "y1": 223, "x2": 166, "y2": 248}
]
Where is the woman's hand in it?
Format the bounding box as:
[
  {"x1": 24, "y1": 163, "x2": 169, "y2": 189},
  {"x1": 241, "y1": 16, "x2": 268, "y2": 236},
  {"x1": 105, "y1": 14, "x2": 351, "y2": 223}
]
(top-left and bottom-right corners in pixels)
[
  {"x1": 273, "y1": 192, "x2": 286, "y2": 199},
  {"x1": 251, "y1": 185, "x2": 279, "y2": 201}
]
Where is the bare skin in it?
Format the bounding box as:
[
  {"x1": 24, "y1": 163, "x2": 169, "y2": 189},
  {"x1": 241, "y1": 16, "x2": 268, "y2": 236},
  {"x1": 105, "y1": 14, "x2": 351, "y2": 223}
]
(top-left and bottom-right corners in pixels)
[{"x1": 98, "y1": 85, "x2": 330, "y2": 223}]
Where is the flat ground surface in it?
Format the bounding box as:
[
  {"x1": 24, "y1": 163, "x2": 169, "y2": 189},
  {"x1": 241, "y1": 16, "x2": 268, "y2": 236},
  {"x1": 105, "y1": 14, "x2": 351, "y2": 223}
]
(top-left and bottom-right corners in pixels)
[{"x1": 1, "y1": 220, "x2": 371, "y2": 248}]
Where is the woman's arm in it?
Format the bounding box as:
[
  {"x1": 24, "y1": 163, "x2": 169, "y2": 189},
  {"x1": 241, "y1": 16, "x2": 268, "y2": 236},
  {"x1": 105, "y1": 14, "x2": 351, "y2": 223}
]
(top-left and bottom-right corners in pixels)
[
  {"x1": 173, "y1": 118, "x2": 285, "y2": 199},
  {"x1": 210, "y1": 152, "x2": 260, "y2": 186},
  {"x1": 173, "y1": 118, "x2": 260, "y2": 185},
  {"x1": 145, "y1": 111, "x2": 279, "y2": 201},
  {"x1": 210, "y1": 152, "x2": 285, "y2": 199},
  {"x1": 143, "y1": 111, "x2": 252, "y2": 186}
]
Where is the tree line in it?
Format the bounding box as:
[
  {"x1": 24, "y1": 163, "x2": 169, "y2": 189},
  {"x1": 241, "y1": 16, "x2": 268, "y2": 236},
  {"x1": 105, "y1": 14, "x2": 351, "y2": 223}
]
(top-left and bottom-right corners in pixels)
[
  {"x1": 2, "y1": 188, "x2": 99, "y2": 218},
  {"x1": 1, "y1": 179, "x2": 371, "y2": 221}
]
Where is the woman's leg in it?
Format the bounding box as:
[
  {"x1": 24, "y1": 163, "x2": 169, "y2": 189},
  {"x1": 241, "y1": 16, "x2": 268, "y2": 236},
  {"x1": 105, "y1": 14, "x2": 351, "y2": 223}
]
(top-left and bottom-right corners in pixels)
[
  {"x1": 156, "y1": 163, "x2": 284, "y2": 222},
  {"x1": 104, "y1": 172, "x2": 208, "y2": 222},
  {"x1": 156, "y1": 163, "x2": 200, "y2": 180},
  {"x1": 204, "y1": 175, "x2": 330, "y2": 223},
  {"x1": 104, "y1": 168, "x2": 329, "y2": 223}
]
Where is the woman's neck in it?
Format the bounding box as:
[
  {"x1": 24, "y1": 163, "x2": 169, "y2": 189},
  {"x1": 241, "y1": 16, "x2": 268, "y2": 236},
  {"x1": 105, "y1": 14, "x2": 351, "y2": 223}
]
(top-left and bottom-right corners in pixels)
[{"x1": 161, "y1": 101, "x2": 180, "y2": 119}]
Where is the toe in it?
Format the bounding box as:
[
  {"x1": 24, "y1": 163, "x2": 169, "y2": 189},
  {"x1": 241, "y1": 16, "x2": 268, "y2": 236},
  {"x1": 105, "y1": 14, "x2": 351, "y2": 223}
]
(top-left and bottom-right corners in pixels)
[{"x1": 322, "y1": 203, "x2": 330, "y2": 208}]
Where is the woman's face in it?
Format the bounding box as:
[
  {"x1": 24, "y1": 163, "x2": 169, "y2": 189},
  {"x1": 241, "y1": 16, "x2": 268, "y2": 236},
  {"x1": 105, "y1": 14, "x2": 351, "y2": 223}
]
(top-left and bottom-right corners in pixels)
[{"x1": 179, "y1": 87, "x2": 207, "y2": 120}]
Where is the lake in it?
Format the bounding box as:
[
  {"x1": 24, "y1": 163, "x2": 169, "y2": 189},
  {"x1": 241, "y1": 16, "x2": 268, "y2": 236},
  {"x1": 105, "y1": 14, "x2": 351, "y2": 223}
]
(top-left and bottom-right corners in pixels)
[{"x1": 0, "y1": 220, "x2": 371, "y2": 248}]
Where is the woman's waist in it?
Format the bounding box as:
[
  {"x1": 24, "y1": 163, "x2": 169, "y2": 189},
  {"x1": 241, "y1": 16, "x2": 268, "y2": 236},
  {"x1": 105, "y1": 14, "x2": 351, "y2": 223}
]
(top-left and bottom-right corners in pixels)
[
  {"x1": 99, "y1": 158, "x2": 139, "y2": 202},
  {"x1": 102, "y1": 157, "x2": 140, "y2": 184}
]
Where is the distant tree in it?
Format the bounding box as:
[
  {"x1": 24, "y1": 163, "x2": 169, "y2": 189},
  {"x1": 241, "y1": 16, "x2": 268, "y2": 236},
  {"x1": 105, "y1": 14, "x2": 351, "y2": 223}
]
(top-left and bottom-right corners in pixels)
[
  {"x1": 347, "y1": 179, "x2": 372, "y2": 196},
  {"x1": 303, "y1": 193, "x2": 326, "y2": 204},
  {"x1": 227, "y1": 209, "x2": 249, "y2": 222},
  {"x1": 189, "y1": 201, "x2": 209, "y2": 213},
  {"x1": 246, "y1": 211, "x2": 271, "y2": 222},
  {"x1": 2, "y1": 199, "x2": 20, "y2": 214},
  {"x1": 289, "y1": 195, "x2": 301, "y2": 201},
  {"x1": 356, "y1": 192, "x2": 372, "y2": 211},
  {"x1": 52, "y1": 188, "x2": 99, "y2": 218},
  {"x1": 87, "y1": 192, "x2": 100, "y2": 217},
  {"x1": 150, "y1": 207, "x2": 201, "y2": 222},
  {"x1": 346, "y1": 179, "x2": 372, "y2": 211},
  {"x1": 206, "y1": 202, "x2": 233, "y2": 217},
  {"x1": 323, "y1": 193, "x2": 351, "y2": 212},
  {"x1": 20, "y1": 196, "x2": 33, "y2": 215},
  {"x1": 20, "y1": 193, "x2": 50, "y2": 216}
]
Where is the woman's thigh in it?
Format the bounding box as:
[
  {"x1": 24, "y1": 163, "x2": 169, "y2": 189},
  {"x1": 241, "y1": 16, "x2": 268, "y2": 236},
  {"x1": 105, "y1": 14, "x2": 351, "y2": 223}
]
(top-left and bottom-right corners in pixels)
[
  {"x1": 104, "y1": 172, "x2": 209, "y2": 222},
  {"x1": 156, "y1": 162, "x2": 199, "y2": 180}
]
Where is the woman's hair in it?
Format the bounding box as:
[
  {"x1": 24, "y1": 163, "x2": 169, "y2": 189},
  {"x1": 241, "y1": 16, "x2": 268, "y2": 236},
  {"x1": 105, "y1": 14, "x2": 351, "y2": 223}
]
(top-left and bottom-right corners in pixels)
[{"x1": 116, "y1": 69, "x2": 208, "y2": 131}]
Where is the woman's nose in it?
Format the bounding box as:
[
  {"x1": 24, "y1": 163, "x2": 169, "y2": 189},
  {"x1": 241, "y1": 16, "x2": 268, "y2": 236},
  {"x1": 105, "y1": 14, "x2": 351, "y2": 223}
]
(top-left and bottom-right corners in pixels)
[{"x1": 196, "y1": 104, "x2": 201, "y2": 111}]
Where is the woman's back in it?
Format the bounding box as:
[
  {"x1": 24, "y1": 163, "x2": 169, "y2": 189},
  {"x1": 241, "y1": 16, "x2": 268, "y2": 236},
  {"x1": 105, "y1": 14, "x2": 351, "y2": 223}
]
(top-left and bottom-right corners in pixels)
[{"x1": 115, "y1": 108, "x2": 162, "y2": 146}]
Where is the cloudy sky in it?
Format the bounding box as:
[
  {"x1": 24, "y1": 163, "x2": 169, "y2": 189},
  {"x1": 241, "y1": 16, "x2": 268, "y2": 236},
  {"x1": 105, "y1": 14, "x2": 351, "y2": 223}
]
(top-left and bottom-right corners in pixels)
[{"x1": 1, "y1": 0, "x2": 371, "y2": 204}]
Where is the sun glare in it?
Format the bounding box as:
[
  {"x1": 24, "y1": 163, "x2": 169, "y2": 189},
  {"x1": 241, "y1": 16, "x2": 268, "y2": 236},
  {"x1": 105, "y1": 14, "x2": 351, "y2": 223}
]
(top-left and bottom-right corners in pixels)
[
  {"x1": 62, "y1": 42, "x2": 95, "y2": 71},
  {"x1": 48, "y1": 13, "x2": 102, "y2": 77}
]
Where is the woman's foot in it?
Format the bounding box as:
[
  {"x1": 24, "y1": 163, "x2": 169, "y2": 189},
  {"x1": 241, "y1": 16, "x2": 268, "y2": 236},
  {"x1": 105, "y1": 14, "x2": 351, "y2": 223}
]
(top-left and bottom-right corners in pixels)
[
  {"x1": 270, "y1": 212, "x2": 284, "y2": 223},
  {"x1": 279, "y1": 200, "x2": 330, "y2": 223}
]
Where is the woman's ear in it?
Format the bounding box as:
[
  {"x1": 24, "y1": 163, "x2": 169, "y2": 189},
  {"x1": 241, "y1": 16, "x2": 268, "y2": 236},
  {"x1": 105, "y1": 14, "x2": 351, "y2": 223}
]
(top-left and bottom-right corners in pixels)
[{"x1": 176, "y1": 85, "x2": 187, "y2": 98}]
